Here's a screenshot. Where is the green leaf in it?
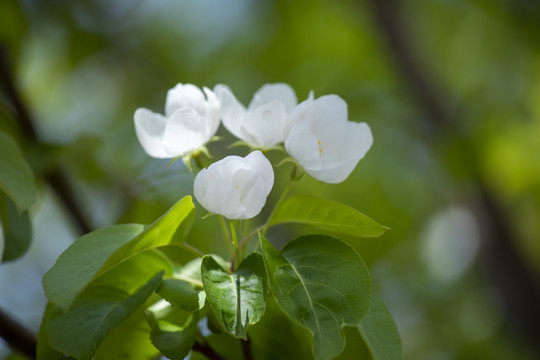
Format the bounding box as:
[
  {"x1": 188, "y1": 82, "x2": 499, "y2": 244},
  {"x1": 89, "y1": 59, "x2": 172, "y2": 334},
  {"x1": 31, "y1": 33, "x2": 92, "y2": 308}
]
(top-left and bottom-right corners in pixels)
[
  {"x1": 201, "y1": 253, "x2": 267, "y2": 338},
  {"x1": 46, "y1": 250, "x2": 168, "y2": 360},
  {"x1": 1, "y1": 196, "x2": 32, "y2": 262},
  {"x1": 268, "y1": 194, "x2": 389, "y2": 238},
  {"x1": 157, "y1": 278, "x2": 205, "y2": 312},
  {"x1": 173, "y1": 256, "x2": 227, "y2": 288},
  {"x1": 358, "y1": 294, "x2": 402, "y2": 360},
  {"x1": 37, "y1": 304, "x2": 64, "y2": 360},
  {"x1": 94, "y1": 311, "x2": 160, "y2": 360},
  {"x1": 335, "y1": 327, "x2": 371, "y2": 360},
  {"x1": 249, "y1": 296, "x2": 313, "y2": 360},
  {"x1": 150, "y1": 313, "x2": 198, "y2": 360},
  {"x1": 0, "y1": 130, "x2": 37, "y2": 213},
  {"x1": 43, "y1": 196, "x2": 195, "y2": 309},
  {"x1": 259, "y1": 234, "x2": 372, "y2": 360},
  {"x1": 175, "y1": 257, "x2": 204, "y2": 286}
]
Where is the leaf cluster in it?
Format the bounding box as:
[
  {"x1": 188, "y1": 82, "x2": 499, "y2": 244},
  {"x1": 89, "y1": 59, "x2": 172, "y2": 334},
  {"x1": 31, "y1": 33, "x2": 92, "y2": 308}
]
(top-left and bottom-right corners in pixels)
[{"x1": 36, "y1": 195, "x2": 400, "y2": 360}]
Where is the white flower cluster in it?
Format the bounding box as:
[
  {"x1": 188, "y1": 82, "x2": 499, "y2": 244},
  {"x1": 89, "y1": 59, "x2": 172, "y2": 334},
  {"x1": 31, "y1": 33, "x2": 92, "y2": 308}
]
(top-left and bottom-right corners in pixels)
[{"x1": 134, "y1": 83, "x2": 373, "y2": 219}]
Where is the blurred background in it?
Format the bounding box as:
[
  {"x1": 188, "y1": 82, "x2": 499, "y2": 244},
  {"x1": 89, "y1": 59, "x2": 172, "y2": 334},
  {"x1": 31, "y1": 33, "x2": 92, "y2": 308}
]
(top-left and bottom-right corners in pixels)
[{"x1": 1, "y1": 0, "x2": 540, "y2": 359}]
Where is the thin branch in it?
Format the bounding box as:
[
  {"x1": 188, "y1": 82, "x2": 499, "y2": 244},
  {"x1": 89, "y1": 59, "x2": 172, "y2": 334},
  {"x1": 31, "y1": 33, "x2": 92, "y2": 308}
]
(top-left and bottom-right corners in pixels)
[
  {"x1": 192, "y1": 340, "x2": 226, "y2": 360},
  {"x1": 44, "y1": 171, "x2": 93, "y2": 234},
  {"x1": 0, "y1": 46, "x2": 37, "y2": 140},
  {"x1": 241, "y1": 337, "x2": 253, "y2": 360},
  {"x1": 0, "y1": 308, "x2": 36, "y2": 359}
]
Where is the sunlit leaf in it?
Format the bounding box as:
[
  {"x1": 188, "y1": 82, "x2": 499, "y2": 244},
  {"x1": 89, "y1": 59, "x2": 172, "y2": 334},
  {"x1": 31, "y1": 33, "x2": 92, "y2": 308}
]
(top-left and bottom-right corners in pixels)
[
  {"x1": 201, "y1": 253, "x2": 267, "y2": 338},
  {"x1": 260, "y1": 234, "x2": 371, "y2": 360},
  {"x1": 157, "y1": 278, "x2": 205, "y2": 312},
  {"x1": 0, "y1": 196, "x2": 32, "y2": 262},
  {"x1": 43, "y1": 196, "x2": 195, "y2": 309},
  {"x1": 46, "y1": 251, "x2": 169, "y2": 360},
  {"x1": 173, "y1": 255, "x2": 230, "y2": 287},
  {"x1": 358, "y1": 294, "x2": 402, "y2": 360},
  {"x1": 0, "y1": 130, "x2": 37, "y2": 213},
  {"x1": 268, "y1": 194, "x2": 388, "y2": 238}
]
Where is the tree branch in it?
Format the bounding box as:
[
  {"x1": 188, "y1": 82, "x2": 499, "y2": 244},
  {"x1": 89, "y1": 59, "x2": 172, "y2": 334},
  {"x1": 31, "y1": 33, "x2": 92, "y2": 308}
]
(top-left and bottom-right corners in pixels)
[
  {"x1": 368, "y1": 0, "x2": 453, "y2": 134},
  {"x1": 368, "y1": 0, "x2": 540, "y2": 355},
  {"x1": 0, "y1": 44, "x2": 95, "y2": 358},
  {"x1": 0, "y1": 44, "x2": 93, "y2": 235},
  {"x1": 0, "y1": 308, "x2": 36, "y2": 359},
  {"x1": 192, "y1": 340, "x2": 226, "y2": 360}
]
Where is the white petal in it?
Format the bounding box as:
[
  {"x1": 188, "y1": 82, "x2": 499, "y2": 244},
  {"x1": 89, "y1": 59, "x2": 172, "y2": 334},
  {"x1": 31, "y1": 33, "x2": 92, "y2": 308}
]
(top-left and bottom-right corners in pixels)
[
  {"x1": 134, "y1": 108, "x2": 169, "y2": 158},
  {"x1": 286, "y1": 94, "x2": 347, "y2": 137},
  {"x1": 195, "y1": 169, "x2": 245, "y2": 218},
  {"x1": 193, "y1": 151, "x2": 274, "y2": 220},
  {"x1": 162, "y1": 108, "x2": 208, "y2": 157},
  {"x1": 284, "y1": 96, "x2": 315, "y2": 138},
  {"x1": 242, "y1": 101, "x2": 287, "y2": 147},
  {"x1": 216, "y1": 86, "x2": 247, "y2": 141},
  {"x1": 306, "y1": 158, "x2": 359, "y2": 184},
  {"x1": 207, "y1": 177, "x2": 245, "y2": 218},
  {"x1": 193, "y1": 168, "x2": 210, "y2": 201},
  {"x1": 307, "y1": 122, "x2": 373, "y2": 183},
  {"x1": 244, "y1": 150, "x2": 274, "y2": 194},
  {"x1": 239, "y1": 178, "x2": 268, "y2": 219},
  {"x1": 313, "y1": 95, "x2": 348, "y2": 122},
  {"x1": 165, "y1": 83, "x2": 206, "y2": 117},
  {"x1": 285, "y1": 120, "x2": 322, "y2": 170},
  {"x1": 248, "y1": 83, "x2": 297, "y2": 113},
  {"x1": 346, "y1": 122, "x2": 373, "y2": 161},
  {"x1": 202, "y1": 87, "x2": 221, "y2": 137}
]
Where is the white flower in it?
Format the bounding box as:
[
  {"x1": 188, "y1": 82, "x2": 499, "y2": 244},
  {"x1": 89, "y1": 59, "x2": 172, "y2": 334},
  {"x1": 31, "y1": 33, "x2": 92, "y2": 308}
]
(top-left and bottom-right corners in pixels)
[
  {"x1": 217, "y1": 83, "x2": 297, "y2": 148},
  {"x1": 194, "y1": 151, "x2": 274, "y2": 219},
  {"x1": 134, "y1": 83, "x2": 221, "y2": 158},
  {"x1": 284, "y1": 94, "x2": 373, "y2": 184}
]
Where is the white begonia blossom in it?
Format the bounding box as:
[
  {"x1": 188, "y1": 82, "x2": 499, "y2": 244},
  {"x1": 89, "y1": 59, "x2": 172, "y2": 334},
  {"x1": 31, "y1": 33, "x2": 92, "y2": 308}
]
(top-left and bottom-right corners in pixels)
[
  {"x1": 217, "y1": 83, "x2": 297, "y2": 148},
  {"x1": 134, "y1": 83, "x2": 221, "y2": 158},
  {"x1": 284, "y1": 94, "x2": 373, "y2": 184},
  {"x1": 194, "y1": 151, "x2": 274, "y2": 219}
]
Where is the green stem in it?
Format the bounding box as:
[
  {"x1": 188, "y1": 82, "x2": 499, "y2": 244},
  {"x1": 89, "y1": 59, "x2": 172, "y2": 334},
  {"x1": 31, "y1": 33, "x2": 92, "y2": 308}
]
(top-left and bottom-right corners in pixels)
[
  {"x1": 230, "y1": 220, "x2": 240, "y2": 271},
  {"x1": 261, "y1": 166, "x2": 298, "y2": 236},
  {"x1": 179, "y1": 242, "x2": 205, "y2": 257},
  {"x1": 236, "y1": 166, "x2": 299, "y2": 250},
  {"x1": 219, "y1": 215, "x2": 233, "y2": 258},
  {"x1": 193, "y1": 152, "x2": 204, "y2": 170},
  {"x1": 238, "y1": 225, "x2": 265, "y2": 250}
]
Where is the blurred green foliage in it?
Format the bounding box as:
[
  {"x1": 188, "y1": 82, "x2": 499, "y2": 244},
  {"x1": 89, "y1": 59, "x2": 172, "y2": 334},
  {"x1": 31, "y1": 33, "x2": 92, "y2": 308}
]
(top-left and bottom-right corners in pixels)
[{"x1": 1, "y1": 0, "x2": 540, "y2": 359}]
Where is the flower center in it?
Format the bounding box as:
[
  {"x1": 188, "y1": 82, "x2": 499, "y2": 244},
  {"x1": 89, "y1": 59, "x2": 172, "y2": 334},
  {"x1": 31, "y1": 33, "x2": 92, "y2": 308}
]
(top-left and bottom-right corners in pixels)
[{"x1": 317, "y1": 139, "x2": 323, "y2": 156}]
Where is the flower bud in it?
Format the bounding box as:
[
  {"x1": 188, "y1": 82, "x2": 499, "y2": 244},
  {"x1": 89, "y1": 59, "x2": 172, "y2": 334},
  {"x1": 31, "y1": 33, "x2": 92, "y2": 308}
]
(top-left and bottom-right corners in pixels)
[
  {"x1": 134, "y1": 83, "x2": 221, "y2": 158},
  {"x1": 194, "y1": 151, "x2": 274, "y2": 219},
  {"x1": 284, "y1": 94, "x2": 373, "y2": 183}
]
